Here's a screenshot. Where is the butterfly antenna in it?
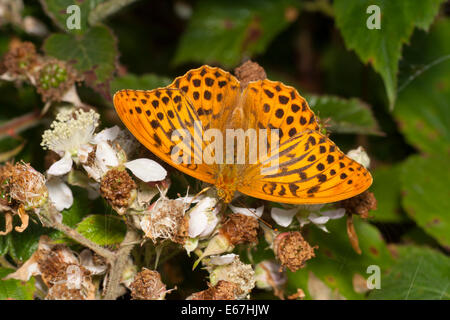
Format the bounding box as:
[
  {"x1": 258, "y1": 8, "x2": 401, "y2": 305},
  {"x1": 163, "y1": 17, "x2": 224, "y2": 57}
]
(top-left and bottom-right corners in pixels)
[
  {"x1": 188, "y1": 186, "x2": 211, "y2": 207},
  {"x1": 236, "y1": 199, "x2": 278, "y2": 232}
]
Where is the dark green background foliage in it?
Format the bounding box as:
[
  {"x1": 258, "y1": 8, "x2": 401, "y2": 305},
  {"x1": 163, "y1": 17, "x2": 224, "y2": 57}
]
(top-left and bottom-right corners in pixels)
[{"x1": 0, "y1": 0, "x2": 449, "y2": 300}]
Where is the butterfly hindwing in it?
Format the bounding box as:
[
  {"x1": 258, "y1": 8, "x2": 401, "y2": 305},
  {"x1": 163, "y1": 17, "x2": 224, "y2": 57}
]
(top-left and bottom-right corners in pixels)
[
  {"x1": 238, "y1": 130, "x2": 372, "y2": 204},
  {"x1": 243, "y1": 80, "x2": 320, "y2": 145},
  {"x1": 113, "y1": 88, "x2": 216, "y2": 184}
]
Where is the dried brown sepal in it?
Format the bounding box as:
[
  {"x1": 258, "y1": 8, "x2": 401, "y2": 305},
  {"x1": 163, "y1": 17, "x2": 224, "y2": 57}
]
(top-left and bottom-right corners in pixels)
[
  {"x1": 100, "y1": 168, "x2": 136, "y2": 212},
  {"x1": 288, "y1": 288, "x2": 305, "y2": 300},
  {"x1": 274, "y1": 231, "x2": 316, "y2": 272},
  {"x1": 339, "y1": 191, "x2": 377, "y2": 219},
  {"x1": 0, "y1": 162, "x2": 15, "y2": 208},
  {"x1": 0, "y1": 212, "x2": 13, "y2": 236},
  {"x1": 172, "y1": 214, "x2": 190, "y2": 244},
  {"x1": 346, "y1": 214, "x2": 362, "y2": 255},
  {"x1": 234, "y1": 60, "x2": 267, "y2": 88},
  {"x1": 188, "y1": 280, "x2": 239, "y2": 300},
  {"x1": 220, "y1": 213, "x2": 259, "y2": 245},
  {"x1": 1, "y1": 41, "x2": 38, "y2": 76},
  {"x1": 130, "y1": 269, "x2": 167, "y2": 300}
]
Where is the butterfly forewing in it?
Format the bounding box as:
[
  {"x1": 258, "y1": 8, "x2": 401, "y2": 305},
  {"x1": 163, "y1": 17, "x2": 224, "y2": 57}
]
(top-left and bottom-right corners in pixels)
[
  {"x1": 113, "y1": 88, "x2": 216, "y2": 184},
  {"x1": 168, "y1": 65, "x2": 241, "y2": 133}
]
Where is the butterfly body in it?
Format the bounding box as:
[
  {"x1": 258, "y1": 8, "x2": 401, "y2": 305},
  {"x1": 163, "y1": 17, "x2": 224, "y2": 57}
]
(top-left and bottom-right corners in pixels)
[{"x1": 114, "y1": 65, "x2": 372, "y2": 205}]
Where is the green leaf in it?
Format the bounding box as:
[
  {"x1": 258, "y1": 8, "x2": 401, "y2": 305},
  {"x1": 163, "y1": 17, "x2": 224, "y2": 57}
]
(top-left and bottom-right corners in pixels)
[
  {"x1": 0, "y1": 268, "x2": 35, "y2": 300},
  {"x1": 7, "y1": 221, "x2": 50, "y2": 262},
  {"x1": 306, "y1": 94, "x2": 381, "y2": 135},
  {"x1": 400, "y1": 154, "x2": 450, "y2": 248},
  {"x1": 394, "y1": 20, "x2": 450, "y2": 155},
  {"x1": 110, "y1": 73, "x2": 171, "y2": 97},
  {"x1": 173, "y1": 0, "x2": 299, "y2": 67},
  {"x1": 76, "y1": 215, "x2": 126, "y2": 246},
  {"x1": 370, "y1": 165, "x2": 407, "y2": 223},
  {"x1": 288, "y1": 218, "x2": 393, "y2": 299},
  {"x1": 369, "y1": 246, "x2": 450, "y2": 300},
  {"x1": 61, "y1": 187, "x2": 90, "y2": 228},
  {"x1": 333, "y1": 0, "x2": 445, "y2": 108},
  {"x1": 43, "y1": 25, "x2": 118, "y2": 95},
  {"x1": 40, "y1": 0, "x2": 107, "y2": 33}
]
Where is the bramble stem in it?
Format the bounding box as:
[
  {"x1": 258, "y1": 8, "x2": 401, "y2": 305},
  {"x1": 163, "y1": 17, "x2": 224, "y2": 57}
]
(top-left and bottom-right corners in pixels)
[
  {"x1": 103, "y1": 225, "x2": 140, "y2": 300},
  {"x1": 41, "y1": 203, "x2": 115, "y2": 263}
]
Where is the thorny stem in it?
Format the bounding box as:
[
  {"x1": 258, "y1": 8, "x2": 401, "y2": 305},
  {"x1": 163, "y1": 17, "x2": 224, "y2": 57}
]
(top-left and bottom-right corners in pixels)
[
  {"x1": 52, "y1": 220, "x2": 116, "y2": 263},
  {"x1": 42, "y1": 203, "x2": 116, "y2": 263},
  {"x1": 103, "y1": 224, "x2": 140, "y2": 300}
]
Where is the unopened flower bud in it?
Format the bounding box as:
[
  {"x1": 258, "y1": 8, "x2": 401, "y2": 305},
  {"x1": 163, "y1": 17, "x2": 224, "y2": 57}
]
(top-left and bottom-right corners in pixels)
[
  {"x1": 347, "y1": 146, "x2": 370, "y2": 168},
  {"x1": 193, "y1": 233, "x2": 234, "y2": 269}
]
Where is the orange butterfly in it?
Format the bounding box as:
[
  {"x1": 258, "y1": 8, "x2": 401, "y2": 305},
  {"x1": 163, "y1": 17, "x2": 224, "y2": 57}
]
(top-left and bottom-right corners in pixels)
[{"x1": 113, "y1": 66, "x2": 372, "y2": 204}]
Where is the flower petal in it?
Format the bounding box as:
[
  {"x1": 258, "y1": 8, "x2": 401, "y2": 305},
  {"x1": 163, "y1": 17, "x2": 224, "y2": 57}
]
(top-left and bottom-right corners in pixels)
[
  {"x1": 79, "y1": 249, "x2": 107, "y2": 275},
  {"x1": 47, "y1": 153, "x2": 73, "y2": 176},
  {"x1": 229, "y1": 204, "x2": 264, "y2": 218},
  {"x1": 96, "y1": 141, "x2": 119, "y2": 167},
  {"x1": 92, "y1": 126, "x2": 120, "y2": 144},
  {"x1": 308, "y1": 213, "x2": 330, "y2": 225},
  {"x1": 198, "y1": 210, "x2": 219, "y2": 238},
  {"x1": 77, "y1": 144, "x2": 93, "y2": 164},
  {"x1": 188, "y1": 211, "x2": 208, "y2": 238},
  {"x1": 321, "y1": 208, "x2": 346, "y2": 220},
  {"x1": 271, "y1": 207, "x2": 298, "y2": 227},
  {"x1": 47, "y1": 178, "x2": 73, "y2": 211},
  {"x1": 209, "y1": 254, "x2": 237, "y2": 265},
  {"x1": 125, "y1": 158, "x2": 167, "y2": 182}
]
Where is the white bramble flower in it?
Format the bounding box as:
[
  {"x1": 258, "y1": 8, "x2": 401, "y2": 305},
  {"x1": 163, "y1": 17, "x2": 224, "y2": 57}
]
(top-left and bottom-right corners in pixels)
[
  {"x1": 347, "y1": 146, "x2": 370, "y2": 168},
  {"x1": 187, "y1": 196, "x2": 220, "y2": 238},
  {"x1": 271, "y1": 204, "x2": 345, "y2": 232},
  {"x1": 42, "y1": 108, "x2": 99, "y2": 176},
  {"x1": 41, "y1": 108, "x2": 167, "y2": 214}
]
